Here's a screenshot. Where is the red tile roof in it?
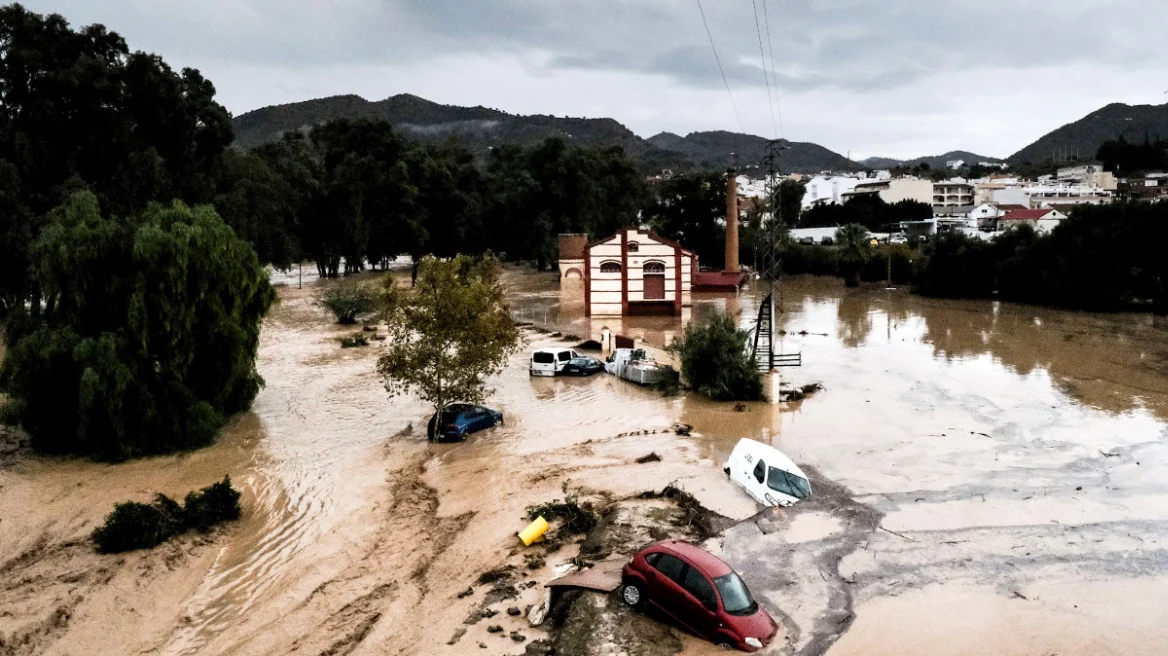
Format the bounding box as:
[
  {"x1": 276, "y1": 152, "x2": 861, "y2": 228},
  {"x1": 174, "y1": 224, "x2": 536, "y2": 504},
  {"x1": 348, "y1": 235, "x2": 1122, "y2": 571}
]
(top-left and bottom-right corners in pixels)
[
  {"x1": 997, "y1": 204, "x2": 1028, "y2": 212},
  {"x1": 1003, "y1": 209, "x2": 1056, "y2": 221}
]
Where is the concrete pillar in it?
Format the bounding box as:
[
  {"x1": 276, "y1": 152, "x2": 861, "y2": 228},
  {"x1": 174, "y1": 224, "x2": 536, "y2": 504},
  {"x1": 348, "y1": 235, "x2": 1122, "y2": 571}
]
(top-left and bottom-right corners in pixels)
[
  {"x1": 765, "y1": 370, "x2": 783, "y2": 404},
  {"x1": 725, "y1": 170, "x2": 739, "y2": 273}
]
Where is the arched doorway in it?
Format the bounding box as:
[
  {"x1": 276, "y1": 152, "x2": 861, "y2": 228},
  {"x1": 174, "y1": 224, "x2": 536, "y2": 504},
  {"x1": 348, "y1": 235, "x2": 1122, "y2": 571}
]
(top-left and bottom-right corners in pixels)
[{"x1": 643, "y1": 261, "x2": 666, "y2": 300}]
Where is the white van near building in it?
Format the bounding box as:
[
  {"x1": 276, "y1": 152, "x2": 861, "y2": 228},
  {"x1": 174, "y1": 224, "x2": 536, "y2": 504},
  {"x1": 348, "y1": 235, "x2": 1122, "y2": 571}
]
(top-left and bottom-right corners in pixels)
[{"x1": 529, "y1": 348, "x2": 581, "y2": 377}]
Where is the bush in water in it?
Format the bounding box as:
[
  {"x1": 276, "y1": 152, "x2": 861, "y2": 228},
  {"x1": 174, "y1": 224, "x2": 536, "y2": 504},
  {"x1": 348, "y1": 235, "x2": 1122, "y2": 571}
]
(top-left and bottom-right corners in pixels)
[
  {"x1": 669, "y1": 310, "x2": 764, "y2": 402},
  {"x1": 316, "y1": 278, "x2": 381, "y2": 325},
  {"x1": 92, "y1": 495, "x2": 184, "y2": 554},
  {"x1": 92, "y1": 477, "x2": 242, "y2": 553},
  {"x1": 182, "y1": 476, "x2": 243, "y2": 531}
]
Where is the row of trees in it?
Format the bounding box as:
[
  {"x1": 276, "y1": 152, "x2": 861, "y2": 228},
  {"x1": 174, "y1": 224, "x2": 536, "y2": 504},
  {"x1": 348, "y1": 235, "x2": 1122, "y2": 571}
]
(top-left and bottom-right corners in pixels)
[
  {"x1": 1096, "y1": 136, "x2": 1168, "y2": 174},
  {"x1": 914, "y1": 202, "x2": 1168, "y2": 312},
  {"x1": 0, "y1": 5, "x2": 273, "y2": 459},
  {"x1": 228, "y1": 126, "x2": 649, "y2": 276},
  {"x1": 801, "y1": 195, "x2": 932, "y2": 233}
]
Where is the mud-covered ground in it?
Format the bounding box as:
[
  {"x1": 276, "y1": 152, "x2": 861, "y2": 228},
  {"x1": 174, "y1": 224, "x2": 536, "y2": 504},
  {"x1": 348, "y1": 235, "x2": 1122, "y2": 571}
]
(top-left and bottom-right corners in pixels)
[{"x1": 2, "y1": 270, "x2": 1167, "y2": 655}]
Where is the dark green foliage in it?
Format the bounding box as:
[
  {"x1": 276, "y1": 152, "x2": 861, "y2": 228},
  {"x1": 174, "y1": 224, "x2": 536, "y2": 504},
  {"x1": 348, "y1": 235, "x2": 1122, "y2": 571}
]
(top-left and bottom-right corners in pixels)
[
  {"x1": 644, "y1": 173, "x2": 727, "y2": 269},
  {"x1": 669, "y1": 311, "x2": 763, "y2": 402},
  {"x1": 92, "y1": 477, "x2": 242, "y2": 553},
  {"x1": 782, "y1": 243, "x2": 840, "y2": 276},
  {"x1": 0, "y1": 5, "x2": 233, "y2": 314},
  {"x1": 182, "y1": 476, "x2": 243, "y2": 531},
  {"x1": 836, "y1": 224, "x2": 873, "y2": 287},
  {"x1": 316, "y1": 278, "x2": 380, "y2": 324},
  {"x1": 802, "y1": 196, "x2": 932, "y2": 232},
  {"x1": 0, "y1": 192, "x2": 274, "y2": 460},
  {"x1": 1096, "y1": 136, "x2": 1168, "y2": 174},
  {"x1": 92, "y1": 494, "x2": 184, "y2": 554},
  {"x1": 861, "y1": 244, "x2": 915, "y2": 284},
  {"x1": 484, "y1": 140, "x2": 646, "y2": 268},
  {"x1": 913, "y1": 203, "x2": 1168, "y2": 312}
]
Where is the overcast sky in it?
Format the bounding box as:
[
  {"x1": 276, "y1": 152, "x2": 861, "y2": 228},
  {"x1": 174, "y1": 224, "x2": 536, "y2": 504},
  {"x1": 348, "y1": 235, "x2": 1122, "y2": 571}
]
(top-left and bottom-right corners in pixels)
[{"x1": 24, "y1": 0, "x2": 1168, "y2": 159}]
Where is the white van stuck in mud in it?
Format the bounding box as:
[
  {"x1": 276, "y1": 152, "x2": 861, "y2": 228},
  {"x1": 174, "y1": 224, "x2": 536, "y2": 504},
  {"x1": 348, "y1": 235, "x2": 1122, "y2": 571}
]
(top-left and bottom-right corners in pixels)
[
  {"x1": 724, "y1": 438, "x2": 812, "y2": 507},
  {"x1": 530, "y1": 348, "x2": 581, "y2": 377}
]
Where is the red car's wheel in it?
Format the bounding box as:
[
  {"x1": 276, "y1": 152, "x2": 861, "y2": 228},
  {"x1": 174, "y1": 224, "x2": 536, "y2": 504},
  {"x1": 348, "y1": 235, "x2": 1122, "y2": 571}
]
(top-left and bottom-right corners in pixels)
[{"x1": 620, "y1": 583, "x2": 643, "y2": 608}]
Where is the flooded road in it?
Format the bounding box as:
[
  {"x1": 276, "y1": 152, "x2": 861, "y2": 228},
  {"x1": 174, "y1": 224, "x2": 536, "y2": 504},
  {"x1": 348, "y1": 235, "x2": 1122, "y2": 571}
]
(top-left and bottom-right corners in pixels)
[{"x1": 1, "y1": 269, "x2": 1166, "y2": 655}]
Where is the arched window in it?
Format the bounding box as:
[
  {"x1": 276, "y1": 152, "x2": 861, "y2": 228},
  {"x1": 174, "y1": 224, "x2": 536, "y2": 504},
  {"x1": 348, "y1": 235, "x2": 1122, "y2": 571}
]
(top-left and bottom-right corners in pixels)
[
  {"x1": 600, "y1": 261, "x2": 622, "y2": 273},
  {"x1": 643, "y1": 261, "x2": 666, "y2": 273},
  {"x1": 627, "y1": 241, "x2": 640, "y2": 253}
]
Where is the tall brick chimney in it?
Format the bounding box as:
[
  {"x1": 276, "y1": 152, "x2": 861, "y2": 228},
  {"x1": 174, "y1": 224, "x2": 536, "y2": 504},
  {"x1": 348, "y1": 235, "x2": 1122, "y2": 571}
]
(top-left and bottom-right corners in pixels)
[{"x1": 724, "y1": 169, "x2": 739, "y2": 272}]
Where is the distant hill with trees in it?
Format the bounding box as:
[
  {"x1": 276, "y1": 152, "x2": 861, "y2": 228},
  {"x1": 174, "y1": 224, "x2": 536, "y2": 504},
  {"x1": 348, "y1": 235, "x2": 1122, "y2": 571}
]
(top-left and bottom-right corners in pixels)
[
  {"x1": 645, "y1": 130, "x2": 855, "y2": 173},
  {"x1": 1008, "y1": 102, "x2": 1168, "y2": 166},
  {"x1": 232, "y1": 94, "x2": 858, "y2": 173},
  {"x1": 859, "y1": 151, "x2": 1004, "y2": 170}
]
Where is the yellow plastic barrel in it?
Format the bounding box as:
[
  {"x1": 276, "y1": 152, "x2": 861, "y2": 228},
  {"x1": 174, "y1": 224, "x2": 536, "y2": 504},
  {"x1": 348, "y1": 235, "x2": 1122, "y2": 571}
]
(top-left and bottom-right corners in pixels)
[{"x1": 518, "y1": 516, "x2": 550, "y2": 546}]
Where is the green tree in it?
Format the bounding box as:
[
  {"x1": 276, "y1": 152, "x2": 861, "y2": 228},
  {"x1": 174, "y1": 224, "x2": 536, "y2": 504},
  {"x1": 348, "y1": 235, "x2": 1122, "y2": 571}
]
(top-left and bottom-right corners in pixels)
[
  {"x1": 835, "y1": 223, "x2": 873, "y2": 287},
  {"x1": 644, "y1": 172, "x2": 726, "y2": 269},
  {"x1": 376, "y1": 255, "x2": 520, "y2": 437},
  {"x1": 0, "y1": 4, "x2": 233, "y2": 314},
  {"x1": 0, "y1": 191, "x2": 274, "y2": 460},
  {"x1": 316, "y1": 277, "x2": 381, "y2": 325},
  {"x1": 668, "y1": 311, "x2": 763, "y2": 401}
]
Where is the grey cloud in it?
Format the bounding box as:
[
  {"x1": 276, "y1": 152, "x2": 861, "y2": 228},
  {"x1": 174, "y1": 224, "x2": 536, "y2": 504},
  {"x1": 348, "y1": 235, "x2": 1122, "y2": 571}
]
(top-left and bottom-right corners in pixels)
[{"x1": 28, "y1": 0, "x2": 1168, "y2": 96}]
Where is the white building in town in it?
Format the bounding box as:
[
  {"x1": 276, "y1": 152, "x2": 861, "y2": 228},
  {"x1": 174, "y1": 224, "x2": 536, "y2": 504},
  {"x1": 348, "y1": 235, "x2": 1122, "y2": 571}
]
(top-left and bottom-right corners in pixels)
[
  {"x1": 801, "y1": 175, "x2": 866, "y2": 208},
  {"x1": 842, "y1": 177, "x2": 934, "y2": 205}
]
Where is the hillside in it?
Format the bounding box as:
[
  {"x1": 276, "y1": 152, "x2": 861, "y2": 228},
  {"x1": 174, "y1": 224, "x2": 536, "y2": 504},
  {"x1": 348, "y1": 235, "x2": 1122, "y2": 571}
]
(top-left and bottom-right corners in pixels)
[
  {"x1": 235, "y1": 94, "x2": 688, "y2": 171},
  {"x1": 646, "y1": 130, "x2": 855, "y2": 172},
  {"x1": 860, "y1": 151, "x2": 1003, "y2": 170},
  {"x1": 232, "y1": 94, "x2": 853, "y2": 173},
  {"x1": 1008, "y1": 102, "x2": 1168, "y2": 165}
]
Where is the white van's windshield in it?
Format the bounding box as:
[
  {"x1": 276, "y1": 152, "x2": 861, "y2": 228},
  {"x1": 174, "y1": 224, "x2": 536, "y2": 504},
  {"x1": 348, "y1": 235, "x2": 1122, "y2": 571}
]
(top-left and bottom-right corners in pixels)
[{"x1": 767, "y1": 467, "x2": 811, "y2": 499}]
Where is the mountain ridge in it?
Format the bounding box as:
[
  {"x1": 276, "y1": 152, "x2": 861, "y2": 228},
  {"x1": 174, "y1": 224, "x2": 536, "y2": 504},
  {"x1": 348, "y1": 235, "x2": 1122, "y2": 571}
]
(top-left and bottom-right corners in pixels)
[
  {"x1": 1007, "y1": 101, "x2": 1168, "y2": 165},
  {"x1": 231, "y1": 94, "x2": 855, "y2": 173}
]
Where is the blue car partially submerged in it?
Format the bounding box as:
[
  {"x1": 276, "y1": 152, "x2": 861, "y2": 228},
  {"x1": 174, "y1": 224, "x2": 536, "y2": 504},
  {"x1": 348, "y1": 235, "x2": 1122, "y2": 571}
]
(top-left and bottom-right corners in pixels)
[{"x1": 426, "y1": 404, "x2": 504, "y2": 442}]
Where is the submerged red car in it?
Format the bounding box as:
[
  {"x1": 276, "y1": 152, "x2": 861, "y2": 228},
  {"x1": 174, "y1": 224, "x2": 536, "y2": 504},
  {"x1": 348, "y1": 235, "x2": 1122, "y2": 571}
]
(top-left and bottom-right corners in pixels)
[{"x1": 620, "y1": 540, "x2": 777, "y2": 651}]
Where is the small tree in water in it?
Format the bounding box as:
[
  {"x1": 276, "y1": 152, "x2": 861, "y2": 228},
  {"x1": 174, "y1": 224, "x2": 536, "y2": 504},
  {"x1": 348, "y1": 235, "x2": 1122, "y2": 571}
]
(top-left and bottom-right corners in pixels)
[
  {"x1": 669, "y1": 311, "x2": 763, "y2": 402},
  {"x1": 316, "y1": 278, "x2": 380, "y2": 324},
  {"x1": 835, "y1": 223, "x2": 873, "y2": 287},
  {"x1": 377, "y1": 255, "x2": 520, "y2": 437}
]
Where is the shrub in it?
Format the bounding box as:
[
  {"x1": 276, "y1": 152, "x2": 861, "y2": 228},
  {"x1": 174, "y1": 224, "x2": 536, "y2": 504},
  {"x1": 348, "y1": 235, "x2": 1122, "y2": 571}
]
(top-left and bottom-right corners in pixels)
[
  {"x1": 91, "y1": 476, "x2": 242, "y2": 553},
  {"x1": 668, "y1": 310, "x2": 763, "y2": 401},
  {"x1": 92, "y1": 494, "x2": 183, "y2": 554},
  {"x1": 316, "y1": 278, "x2": 380, "y2": 324},
  {"x1": 182, "y1": 476, "x2": 242, "y2": 530}
]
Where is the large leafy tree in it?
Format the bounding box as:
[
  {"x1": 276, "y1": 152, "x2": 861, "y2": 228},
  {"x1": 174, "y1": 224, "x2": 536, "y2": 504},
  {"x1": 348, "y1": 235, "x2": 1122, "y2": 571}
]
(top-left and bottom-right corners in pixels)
[
  {"x1": 644, "y1": 172, "x2": 727, "y2": 269},
  {"x1": 376, "y1": 255, "x2": 520, "y2": 437},
  {"x1": 0, "y1": 192, "x2": 274, "y2": 460},
  {"x1": 0, "y1": 4, "x2": 233, "y2": 313}
]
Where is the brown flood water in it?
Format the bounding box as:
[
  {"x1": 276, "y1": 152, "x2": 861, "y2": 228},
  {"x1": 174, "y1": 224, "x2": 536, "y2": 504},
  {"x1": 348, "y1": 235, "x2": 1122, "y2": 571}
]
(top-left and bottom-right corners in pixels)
[{"x1": 0, "y1": 269, "x2": 1166, "y2": 656}]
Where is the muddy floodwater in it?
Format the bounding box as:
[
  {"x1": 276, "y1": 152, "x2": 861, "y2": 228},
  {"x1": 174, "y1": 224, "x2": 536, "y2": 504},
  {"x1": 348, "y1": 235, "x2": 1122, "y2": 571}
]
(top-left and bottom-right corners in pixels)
[{"x1": 2, "y1": 269, "x2": 1167, "y2": 656}]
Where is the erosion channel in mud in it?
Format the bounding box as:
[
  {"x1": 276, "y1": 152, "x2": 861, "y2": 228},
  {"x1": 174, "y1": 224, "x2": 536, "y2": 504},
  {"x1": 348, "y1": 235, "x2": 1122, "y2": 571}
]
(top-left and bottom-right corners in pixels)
[{"x1": 2, "y1": 270, "x2": 1167, "y2": 656}]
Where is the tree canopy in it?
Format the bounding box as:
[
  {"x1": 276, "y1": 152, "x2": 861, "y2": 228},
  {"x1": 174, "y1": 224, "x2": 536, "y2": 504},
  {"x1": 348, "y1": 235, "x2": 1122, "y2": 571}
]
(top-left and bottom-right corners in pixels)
[
  {"x1": 0, "y1": 4, "x2": 234, "y2": 314},
  {"x1": 376, "y1": 255, "x2": 520, "y2": 430},
  {"x1": 0, "y1": 192, "x2": 274, "y2": 460}
]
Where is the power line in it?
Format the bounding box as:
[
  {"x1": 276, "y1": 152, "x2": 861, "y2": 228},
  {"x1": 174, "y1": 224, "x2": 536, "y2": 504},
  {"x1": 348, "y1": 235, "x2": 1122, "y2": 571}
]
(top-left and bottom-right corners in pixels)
[
  {"x1": 752, "y1": 0, "x2": 779, "y2": 139},
  {"x1": 695, "y1": 0, "x2": 744, "y2": 133},
  {"x1": 761, "y1": 0, "x2": 786, "y2": 139}
]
